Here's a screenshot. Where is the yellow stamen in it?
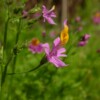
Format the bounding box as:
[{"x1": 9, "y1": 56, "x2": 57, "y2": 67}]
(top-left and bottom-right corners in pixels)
[
  {"x1": 60, "y1": 24, "x2": 69, "y2": 45},
  {"x1": 31, "y1": 38, "x2": 40, "y2": 46}
]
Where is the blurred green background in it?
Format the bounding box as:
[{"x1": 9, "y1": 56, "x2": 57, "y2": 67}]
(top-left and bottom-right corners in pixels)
[{"x1": 0, "y1": 0, "x2": 100, "y2": 100}]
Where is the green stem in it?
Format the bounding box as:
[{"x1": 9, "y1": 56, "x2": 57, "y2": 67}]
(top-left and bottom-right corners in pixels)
[
  {"x1": 7, "y1": 56, "x2": 47, "y2": 75},
  {"x1": 3, "y1": 0, "x2": 10, "y2": 59},
  {"x1": 7, "y1": 18, "x2": 22, "y2": 100},
  {"x1": 15, "y1": 19, "x2": 21, "y2": 44},
  {"x1": 1, "y1": 6, "x2": 10, "y2": 100},
  {"x1": 1, "y1": 2, "x2": 10, "y2": 100},
  {"x1": 1, "y1": 53, "x2": 13, "y2": 86},
  {"x1": 1, "y1": 0, "x2": 10, "y2": 86},
  {"x1": 3, "y1": 17, "x2": 10, "y2": 60},
  {"x1": 8, "y1": 63, "x2": 43, "y2": 75},
  {"x1": 12, "y1": 18, "x2": 21, "y2": 73},
  {"x1": 1, "y1": 40, "x2": 27, "y2": 86}
]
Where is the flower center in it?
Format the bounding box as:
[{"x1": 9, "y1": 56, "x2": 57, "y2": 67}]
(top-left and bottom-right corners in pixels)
[
  {"x1": 95, "y1": 12, "x2": 100, "y2": 18},
  {"x1": 31, "y1": 38, "x2": 40, "y2": 46},
  {"x1": 50, "y1": 51, "x2": 57, "y2": 56}
]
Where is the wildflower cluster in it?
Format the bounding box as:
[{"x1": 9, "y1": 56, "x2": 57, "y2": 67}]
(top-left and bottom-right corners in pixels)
[
  {"x1": 1, "y1": 2, "x2": 92, "y2": 88},
  {"x1": 42, "y1": 20, "x2": 69, "y2": 67},
  {"x1": 29, "y1": 14, "x2": 69, "y2": 67},
  {"x1": 1, "y1": 1, "x2": 100, "y2": 100}
]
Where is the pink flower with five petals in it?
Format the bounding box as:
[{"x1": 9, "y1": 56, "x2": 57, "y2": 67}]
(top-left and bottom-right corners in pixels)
[
  {"x1": 42, "y1": 37, "x2": 67, "y2": 67},
  {"x1": 42, "y1": 5, "x2": 56, "y2": 25}
]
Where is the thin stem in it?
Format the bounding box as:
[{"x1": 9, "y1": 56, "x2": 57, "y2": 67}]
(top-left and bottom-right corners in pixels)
[
  {"x1": 0, "y1": 1, "x2": 10, "y2": 99},
  {"x1": 15, "y1": 18, "x2": 22, "y2": 44},
  {"x1": 3, "y1": 18, "x2": 9, "y2": 56},
  {"x1": 7, "y1": 56, "x2": 47, "y2": 75},
  {"x1": 12, "y1": 18, "x2": 21, "y2": 73},
  {"x1": 1, "y1": 39, "x2": 27, "y2": 87},
  {"x1": 1, "y1": 0, "x2": 10, "y2": 86},
  {"x1": 1, "y1": 40, "x2": 28, "y2": 86},
  {"x1": 3, "y1": 1, "x2": 10, "y2": 59},
  {"x1": 1, "y1": 3, "x2": 10, "y2": 99},
  {"x1": 7, "y1": 18, "x2": 22, "y2": 100},
  {"x1": 1, "y1": 53, "x2": 13, "y2": 86},
  {"x1": 8, "y1": 64, "x2": 43, "y2": 75}
]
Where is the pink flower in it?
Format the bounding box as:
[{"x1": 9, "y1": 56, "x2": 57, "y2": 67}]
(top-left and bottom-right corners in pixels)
[
  {"x1": 42, "y1": 37, "x2": 67, "y2": 67},
  {"x1": 42, "y1": 5, "x2": 56, "y2": 25},
  {"x1": 29, "y1": 38, "x2": 43, "y2": 53},
  {"x1": 49, "y1": 31, "x2": 56, "y2": 38},
  {"x1": 78, "y1": 41, "x2": 87, "y2": 46},
  {"x1": 75, "y1": 16, "x2": 81, "y2": 22},
  {"x1": 82, "y1": 34, "x2": 91, "y2": 41},
  {"x1": 78, "y1": 34, "x2": 90, "y2": 47},
  {"x1": 77, "y1": 26, "x2": 83, "y2": 32},
  {"x1": 22, "y1": 10, "x2": 28, "y2": 18},
  {"x1": 93, "y1": 12, "x2": 100, "y2": 24}
]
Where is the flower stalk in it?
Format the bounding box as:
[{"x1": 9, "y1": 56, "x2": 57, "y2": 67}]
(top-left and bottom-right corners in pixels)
[
  {"x1": 2, "y1": 2, "x2": 10, "y2": 87},
  {"x1": 1, "y1": 53, "x2": 13, "y2": 86},
  {"x1": 7, "y1": 56, "x2": 47, "y2": 75},
  {"x1": 12, "y1": 18, "x2": 22, "y2": 73}
]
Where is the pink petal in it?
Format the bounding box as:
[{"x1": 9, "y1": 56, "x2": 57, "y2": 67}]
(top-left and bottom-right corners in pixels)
[
  {"x1": 29, "y1": 44, "x2": 43, "y2": 54},
  {"x1": 53, "y1": 37, "x2": 60, "y2": 47},
  {"x1": 58, "y1": 48, "x2": 66, "y2": 53},
  {"x1": 36, "y1": 44, "x2": 43, "y2": 53},
  {"x1": 42, "y1": 5, "x2": 48, "y2": 13},
  {"x1": 78, "y1": 41, "x2": 87, "y2": 46},
  {"x1": 29, "y1": 44, "x2": 35, "y2": 53},
  {"x1": 46, "y1": 17, "x2": 56, "y2": 25},
  {"x1": 63, "y1": 19, "x2": 67, "y2": 26},
  {"x1": 57, "y1": 48, "x2": 67, "y2": 57},
  {"x1": 49, "y1": 56, "x2": 67, "y2": 67},
  {"x1": 42, "y1": 43, "x2": 50, "y2": 55},
  {"x1": 50, "y1": 13, "x2": 56, "y2": 17},
  {"x1": 48, "y1": 11, "x2": 56, "y2": 17},
  {"x1": 84, "y1": 34, "x2": 91, "y2": 40}
]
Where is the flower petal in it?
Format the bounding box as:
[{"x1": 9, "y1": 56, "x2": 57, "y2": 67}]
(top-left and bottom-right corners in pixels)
[
  {"x1": 60, "y1": 25, "x2": 69, "y2": 45},
  {"x1": 82, "y1": 34, "x2": 91, "y2": 41},
  {"x1": 42, "y1": 5, "x2": 48, "y2": 13},
  {"x1": 60, "y1": 19, "x2": 69, "y2": 45},
  {"x1": 50, "y1": 12, "x2": 56, "y2": 17},
  {"x1": 42, "y1": 5, "x2": 56, "y2": 25},
  {"x1": 42, "y1": 43, "x2": 50, "y2": 55},
  {"x1": 49, "y1": 56, "x2": 67, "y2": 67},
  {"x1": 63, "y1": 19, "x2": 67, "y2": 27},
  {"x1": 29, "y1": 44, "x2": 43, "y2": 54},
  {"x1": 46, "y1": 17, "x2": 56, "y2": 25},
  {"x1": 78, "y1": 41, "x2": 87, "y2": 46},
  {"x1": 57, "y1": 48, "x2": 67, "y2": 57},
  {"x1": 36, "y1": 44, "x2": 43, "y2": 53},
  {"x1": 29, "y1": 44, "x2": 35, "y2": 53},
  {"x1": 53, "y1": 37, "x2": 60, "y2": 47}
]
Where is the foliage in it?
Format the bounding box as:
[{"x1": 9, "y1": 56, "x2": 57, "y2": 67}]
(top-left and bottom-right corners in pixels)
[{"x1": 0, "y1": 0, "x2": 100, "y2": 100}]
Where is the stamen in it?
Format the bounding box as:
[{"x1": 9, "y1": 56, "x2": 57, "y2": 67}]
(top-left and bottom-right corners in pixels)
[{"x1": 31, "y1": 38, "x2": 40, "y2": 46}]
